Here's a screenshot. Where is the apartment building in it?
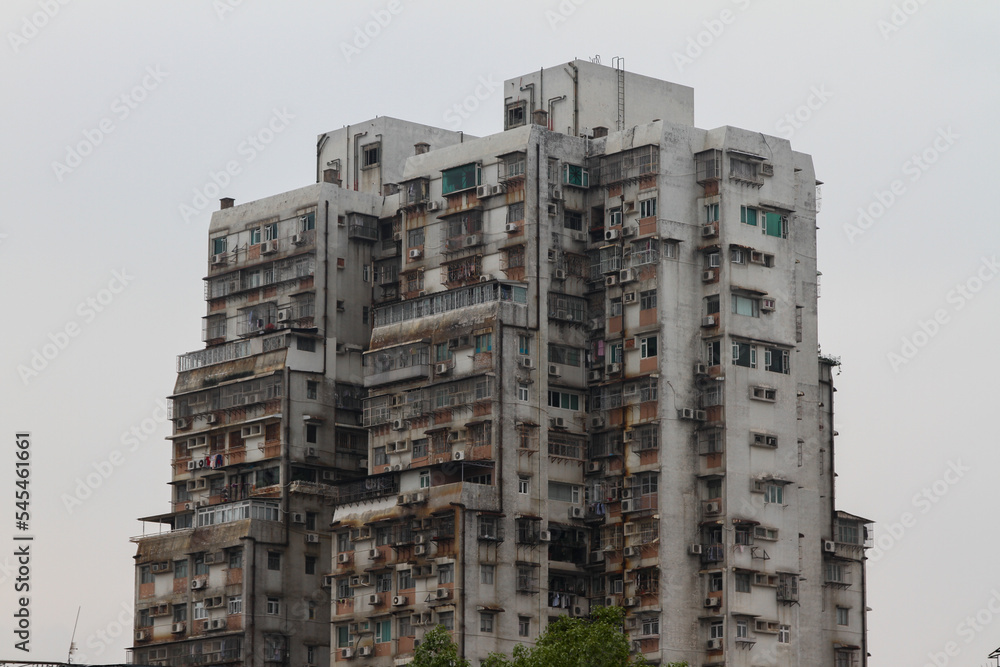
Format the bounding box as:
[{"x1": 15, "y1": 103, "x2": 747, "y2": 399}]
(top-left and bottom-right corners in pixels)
[{"x1": 131, "y1": 60, "x2": 871, "y2": 667}]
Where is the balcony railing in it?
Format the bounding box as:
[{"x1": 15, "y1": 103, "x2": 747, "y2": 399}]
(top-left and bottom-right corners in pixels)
[{"x1": 177, "y1": 332, "x2": 292, "y2": 372}]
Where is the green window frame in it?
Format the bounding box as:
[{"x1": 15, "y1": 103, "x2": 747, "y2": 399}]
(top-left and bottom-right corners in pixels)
[
  {"x1": 740, "y1": 206, "x2": 758, "y2": 227},
  {"x1": 441, "y1": 163, "x2": 480, "y2": 195},
  {"x1": 763, "y1": 212, "x2": 787, "y2": 238}
]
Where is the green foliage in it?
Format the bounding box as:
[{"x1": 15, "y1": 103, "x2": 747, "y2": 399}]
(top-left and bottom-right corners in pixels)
[
  {"x1": 413, "y1": 608, "x2": 688, "y2": 667},
  {"x1": 411, "y1": 625, "x2": 470, "y2": 667}
]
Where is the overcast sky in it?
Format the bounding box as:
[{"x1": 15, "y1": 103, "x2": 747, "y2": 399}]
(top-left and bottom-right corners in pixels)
[{"x1": 1, "y1": 1, "x2": 997, "y2": 665}]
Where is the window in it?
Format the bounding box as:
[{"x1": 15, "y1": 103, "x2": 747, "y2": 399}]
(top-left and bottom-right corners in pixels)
[
  {"x1": 373, "y1": 446, "x2": 388, "y2": 466},
  {"x1": 140, "y1": 565, "x2": 153, "y2": 584},
  {"x1": 442, "y1": 163, "x2": 480, "y2": 195},
  {"x1": 710, "y1": 620, "x2": 724, "y2": 640},
  {"x1": 173, "y1": 604, "x2": 187, "y2": 623},
  {"x1": 264, "y1": 222, "x2": 278, "y2": 241},
  {"x1": 212, "y1": 237, "x2": 227, "y2": 255},
  {"x1": 763, "y1": 212, "x2": 787, "y2": 238},
  {"x1": 764, "y1": 484, "x2": 784, "y2": 504},
  {"x1": 732, "y1": 342, "x2": 757, "y2": 368},
  {"x1": 641, "y1": 616, "x2": 660, "y2": 636},
  {"x1": 305, "y1": 556, "x2": 316, "y2": 575},
  {"x1": 609, "y1": 297, "x2": 623, "y2": 317},
  {"x1": 778, "y1": 624, "x2": 790, "y2": 644},
  {"x1": 438, "y1": 564, "x2": 454, "y2": 585},
  {"x1": 419, "y1": 471, "x2": 430, "y2": 489},
  {"x1": 547, "y1": 391, "x2": 580, "y2": 410},
  {"x1": 707, "y1": 252, "x2": 721, "y2": 268},
  {"x1": 407, "y1": 228, "x2": 425, "y2": 247},
  {"x1": 548, "y1": 345, "x2": 582, "y2": 366},
  {"x1": 479, "y1": 516, "x2": 500, "y2": 539},
  {"x1": 475, "y1": 333, "x2": 492, "y2": 353},
  {"x1": 174, "y1": 560, "x2": 188, "y2": 579},
  {"x1": 336, "y1": 578, "x2": 352, "y2": 599},
  {"x1": 639, "y1": 197, "x2": 656, "y2": 218},
  {"x1": 740, "y1": 205, "x2": 758, "y2": 227},
  {"x1": 306, "y1": 424, "x2": 318, "y2": 444},
  {"x1": 519, "y1": 616, "x2": 530, "y2": 637},
  {"x1": 562, "y1": 163, "x2": 589, "y2": 187},
  {"x1": 438, "y1": 611, "x2": 454, "y2": 631},
  {"x1": 631, "y1": 238, "x2": 659, "y2": 265},
  {"x1": 504, "y1": 245, "x2": 525, "y2": 269},
  {"x1": 376, "y1": 572, "x2": 392, "y2": 593},
  {"x1": 228, "y1": 596, "x2": 243, "y2": 615},
  {"x1": 306, "y1": 512, "x2": 317, "y2": 531},
  {"x1": 705, "y1": 294, "x2": 720, "y2": 315},
  {"x1": 267, "y1": 552, "x2": 281, "y2": 570},
  {"x1": 193, "y1": 554, "x2": 209, "y2": 576},
  {"x1": 518, "y1": 476, "x2": 530, "y2": 494},
  {"x1": 306, "y1": 381, "x2": 318, "y2": 400},
  {"x1": 480, "y1": 612, "x2": 496, "y2": 633},
  {"x1": 640, "y1": 335, "x2": 658, "y2": 359},
  {"x1": 518, "y1": 335, "x2": 530, "y2": 355},
  {"x1": 548, "y1": 482, "x2": 581, "y2": 503},
  {"x1": 398, "y1": 615, "x2": 413, "y2": 638},
  {"x1": 307, "y1": 646, "x2": 315, "y2": 665},
  {"x1": 480, "y1": 564, "x2": 495, "y2": 585},
  {"x1": 362, "y1": 142, "x2": 381, "y2": 168},
  {"x1": 639, "y1": 290, "x2": 656, "y2": 310},
  {"x1": 732, "y1": 295, "x2": 760, "y2": 317},
  {"x1": 736, "y1": 619, "x2": 748, "y2": 639},
  {"x1": 249, "y1": 227, "x2": 262, "y2": 245},
  {"x1": 837, "y1": 606, "x2": 849, "y2": 626},
  {"x1": 508, "y1": 201, "x2": 525, "y2": 223},
  {"x1": 336, "y1": 626, "x2": 352, "y2": 648},
  {"x1": 705, "y1": 340, "x2": 721, "y2": 366},
  {"x1": 193, "y1": 600, "x2": 207, "y2": 620},
  {"x1": 702, "y1": 384, "x2": 722, "y2": 407},
  {"x1": 608, "y1": 207, "x2": 622, "y2": 227},
  {"x1": 764, "y1": 347, "x2": 790, "y2": 374},
  {"x1": 505, "y1": 100, "x2": 527, "y2": 129},
  {"x1": 735, "y1": 572, "x2": 752, "y2": 592},
  {"x1": 266, "y1": 597, "x2": 280, "y2": 615},
  {"x1": 826, "y1": 562, "x2": 849, "y2": 584},
  {"x1": 375, "y1": 619, "x2": 391, "y2": 644},
  {"x1": 731, "y1": 248, "x2": 746, "y2": 264},
  {"x1": 300, "y1": 212, "x2": 316, "y2": 231},
  {"x1": 705, "y1": 203, "x2": 719, "y2": 223},
  {"x1": 564, "y1": 211, "x2": 583, "y2": 231},
  {"x1": 635, "y1": 472, "x2": 658, "y2": 496},
  {"x1": 708, "y1": 572, "x2": 723, "y2": 592}
]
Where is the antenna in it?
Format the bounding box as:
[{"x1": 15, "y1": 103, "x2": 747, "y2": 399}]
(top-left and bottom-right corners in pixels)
[{"x1": 67, "y1": 606, "x2": 81, "y2": 664}]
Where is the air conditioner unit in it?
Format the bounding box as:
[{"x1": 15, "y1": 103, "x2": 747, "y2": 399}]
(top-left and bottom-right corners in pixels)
[
  {"x1": 823, "y1": 540, "x2": 837, "y2": 553},
  {"x1": 550, "y1": 417, "x2": 566, "y2": 429},
  {"x1": 705, "y1": 501, "x2": 721, "y2": 514},
  {"x1": 704, "y1": 597, "x2": 721, "y2": 608},
  {"x1": 588, "y1": 370, "x2": 603, "y2": 383},
  {"x1": 414, "y1": 544, "x2": 428, "y2": 556},
  {"x1": 678, "y1": 408, "x2": 695, "y2": 420},
  {"x1": 187, "y1": 461, "x2": 197, "y2": 471},
  {"x1": 393, "y1": 419, "x2": 406, "y2": 431},
  {"x1": 624, "y1": 546, "x2": 638, "y2": 557},
  {"x1": 368, "y1": 548, "x2": 382, "y2": 560},
  {"x1": 436, "y1": 588, "x2": 451, "y2": 600},
  {"x1": 479, "y1": 273, "x2": 493, "y2": 282},
  {"x1": 554, "y1": 268, "x2": 567, "y2": 280},
  {"x1": 547, "y1": 203, "x2": 558, "y2": 216},
  {"x1": 392, "y1": 595, "x2": 407, "y2": 607},
  {"x1": 605, "y1": 275, "x2": 618, "y2": 288},
  {"x1": 620, "y1": 488, "x2": 634, "y2": 499},
  {"x1": 191, "y1": 579, "x2": 206, "y2": 590},
  {"x1": 548, "y1": 364, "x2": 561, "y2": 377},
  {"x1": 606, "y1": 362, "x2": 622, "y2": 375},
  {"x1": 291, "y1": 233, "x2": 304, "y2": 245},
  {"x1": 305, "y1": 447, "x2": 318, "y2": 458},
  {"x1": 491, "y1": 184, "x2": 504, "y2": 195},
  {"x1": 359, "y1": 646, "x2": 373, "y2": 658},
  {"x1": 587, "y1": 461, "x2": 602, "y2": 474},
  {"x1": 605, "y1": 229, "x2": 620, "y2": 241},
  {"x1": 340, "y1": 649, "x2": 354, "y2": 660},
  {"x1": 291, "y1": 512, "x2": 305, "y2": 524},
  {"x1": 621, "y1": 500, "x2": 635, "y2": 512},
  {"x1": 694, "y1": 363, "x2": 709, "y2": 375},
  {"x1": 539, "y1": 530, "x2": 552, "y2": 542},
  {"x1": 408, "y1": 248, "x2": 422, "y2": 259},
  {"x1": 571, "y1": 230, "x2": 587, "y2": 243},
  {"x1": 306, "y1": 533, "x2": 320, "y2": 543},
  {"x1": 622, "y1": 292, "x2": 639, "y2": 306},
  {"x1": 707, "y1": 639, "x2": 722, "y2": 650},
  {"x1": 211, "y1": 253, "x2": 228, "y2": 265},
  {"x1": 701, "y1": 316, "x2": 716, "y2": 327},
  {"x1": 172, "y1": 622, "x2": 186, "y2": 634},
  {"x1": 623, "y1": 597, "x2": 638, "y2": 607},
  {"x1": 702, "y1": 270, "x2": 715, "y2": 282},
  {"x1": 476, "y1": 184, "x2": 491, "y2": 198},
  {"x1": 425, "y1": 201, "x2": 440, "y2": 212},
  {"x1": 701, "y1": 225, "x2": 717, "y2": 238},
  {"x1": 337, "y1": 553, "x2": 352, "y2": 565},
  {"x1": 277, "y1": 308, "x2": 292, "y2": 322},
  {"x1": 453, "y1": 451, "x2": 465, "y2": 461},
  {"x1": 622, "y1": 226, "x2": 637, "y2": 238},
  {"x1": 322, "y1": 470, "x2": 337, "y2": 482},
  {"x1": 591, "y1": 416, "x2": 605, "y2": 428},
  {"x1": 465, "y1": 234, "x2": 480, "y2": 247},
  {"x1": 688, "y1": 544, "x2": 703, "y2": 555},
  {"x1": 505, "y1": 223, "x2": 519, "y2": 233},
  {"x1": 367, "y1": 594, "x2": 381, "y2": 605},
  {"x1": 262, "y1": 240, "x2": 278, "y2": 254},
  {"x1": 694, "y1": 410, "x2": 707, "y2": 421},
  {"x1": 135, "y1": 630, "x2": 149, "y2": 641},
  {"x1": 619, "y1": 269, "x2": 635, "y2": 283},
  {"x1": 761, "y1": 298, "x2": 776, "y2": 311},
  {"x1": 569, "y1": 506, "x2": 584, "y2": 519},
  {"x1": 551, "y1": 188, "x2": 563, "y2": 200}
]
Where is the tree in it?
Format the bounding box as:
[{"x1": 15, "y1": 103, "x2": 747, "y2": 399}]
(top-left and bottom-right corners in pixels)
[{"x1": 411, "y1": 625, "x2": 470, "y2": 667}]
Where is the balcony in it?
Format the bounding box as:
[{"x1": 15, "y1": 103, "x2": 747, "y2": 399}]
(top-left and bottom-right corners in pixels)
[{"x1": 364, "y1": 342, "x2": 430, "y2": 388}]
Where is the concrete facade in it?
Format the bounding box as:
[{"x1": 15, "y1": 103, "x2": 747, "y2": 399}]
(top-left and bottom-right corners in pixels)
[{"x1": 131, "y1": 61, "x2": 870, "y2": 667}]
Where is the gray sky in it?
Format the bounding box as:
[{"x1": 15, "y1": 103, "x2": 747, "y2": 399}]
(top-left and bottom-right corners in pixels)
[{"x1": 1, "y1": 1, "x2": 996, "y2": 665}]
